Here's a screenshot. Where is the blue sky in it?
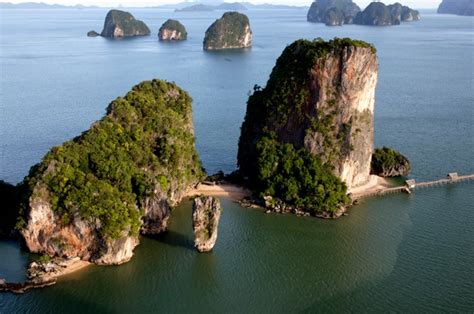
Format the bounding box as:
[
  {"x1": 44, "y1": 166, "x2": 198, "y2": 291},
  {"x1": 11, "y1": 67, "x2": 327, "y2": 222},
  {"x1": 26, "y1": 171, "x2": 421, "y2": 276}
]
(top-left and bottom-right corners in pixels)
[{"x1": 5, "y1": 0, "x2": 442, "y2": 8}]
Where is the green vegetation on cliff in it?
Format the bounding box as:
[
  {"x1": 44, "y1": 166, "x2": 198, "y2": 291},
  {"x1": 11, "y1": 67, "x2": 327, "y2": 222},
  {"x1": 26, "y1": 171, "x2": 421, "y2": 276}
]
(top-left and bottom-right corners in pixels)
[
  {"x1": 238, "y1": 38, "x2": 373, "y2": 215},
  {"x1": 159, "y1": 19, "x2": 187, "y2": 40},
  {"x1": 203, "y1": 12, "x2": 252, "y2": 50},
  {"x1": 371, "y1": 147, "x2": 411, "y2": 177},
  {"x1": 22, "y1": 80, "x2": 204, "y2": 239},
  {"x1": 100, "y1": 9, "x2": 150, "y2": 38},
  {"x1": 238, "y1": 38, "x2": 374, "y2": 170},
  {"x1": 255, "y1": 135, "x2": 350, "y2": 214}
]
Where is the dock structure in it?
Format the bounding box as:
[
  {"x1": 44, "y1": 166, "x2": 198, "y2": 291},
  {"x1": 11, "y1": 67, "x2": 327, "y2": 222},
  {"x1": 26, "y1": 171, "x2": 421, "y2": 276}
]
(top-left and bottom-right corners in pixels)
[{"x1": 353, "y1": 173, "x2": 474, "y2": 200}]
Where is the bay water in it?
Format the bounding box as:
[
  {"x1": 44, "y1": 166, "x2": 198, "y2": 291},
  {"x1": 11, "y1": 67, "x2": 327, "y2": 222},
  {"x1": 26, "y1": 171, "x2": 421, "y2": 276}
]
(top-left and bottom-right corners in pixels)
[{"x1": 0, "y1": 8, "x2": 473, "y2": 312}]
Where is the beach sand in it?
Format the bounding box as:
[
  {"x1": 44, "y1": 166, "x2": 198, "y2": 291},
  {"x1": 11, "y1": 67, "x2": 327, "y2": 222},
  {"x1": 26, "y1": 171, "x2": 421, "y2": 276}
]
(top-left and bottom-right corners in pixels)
[
  {"x1": 186, "y1": 183, "x2": 252, "y2": 201},
  {"x1": 349, "y1": 175, "x2": 395, "y2": 199}
]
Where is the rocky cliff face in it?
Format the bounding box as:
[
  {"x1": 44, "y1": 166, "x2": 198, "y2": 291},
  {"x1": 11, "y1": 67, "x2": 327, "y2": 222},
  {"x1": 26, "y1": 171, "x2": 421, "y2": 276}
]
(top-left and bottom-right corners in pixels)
[
  {"x1": 20, "y1": 79, "x2": 204, "y2": 265},
  {"x1": 238, "y1": 38, "x2": 378, "y2": 190},
  {"x1": 158, "y1": 19, "x2": 187, "y2": 41},
  {"x1": 307, "y1": 0, "x2": 361, "y2": 26},
  {"x1": 438, "y1": 0, "x2": 474, "y2": 16},
  {"x1": 203, "y1": 12, "x2": 252, "y2": 50},
  {"x1": 192, "y1": 196, "x2": 222, "y2": 252},
  {"x1": 100, "y1": 9, "x2": 150, "y2": 38}
]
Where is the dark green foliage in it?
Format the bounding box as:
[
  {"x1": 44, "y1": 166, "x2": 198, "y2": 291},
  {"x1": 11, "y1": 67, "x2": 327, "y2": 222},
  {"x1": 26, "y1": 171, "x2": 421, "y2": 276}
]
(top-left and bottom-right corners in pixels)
[
  {"x1": 0, "y1": 181, "x2": 22, "y2": 238},
  {"x1": 254, "y1": 136, "x2": 350, "y2": 215},
  {"x1": 238, "y1": 38, "x2": 373, "y2": 214},
  {"x1": 159, "y1": 19, "x2": 187, "y2": 40},
  {"x1": 203, "y1": 12, "x2": 251, "y2": 49},
  {"x1": 101, "y1": 9, "x2": 150, "y2": 37},
  {"x1": 371, "y1": 147, "x2": 411, "y2": 177},
  {"x1": 238, "y1": 38, "x2": 374, "y2": 175},
  {"x1": 23, "y1": 79, "x2": 204, "y2": 239}
]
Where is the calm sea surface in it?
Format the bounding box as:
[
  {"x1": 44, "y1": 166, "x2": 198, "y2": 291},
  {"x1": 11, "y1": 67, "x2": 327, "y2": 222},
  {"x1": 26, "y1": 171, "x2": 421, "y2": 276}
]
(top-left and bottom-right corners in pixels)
[{"x1": 0, "y1": 8, "x2": 473, "y2": 312}]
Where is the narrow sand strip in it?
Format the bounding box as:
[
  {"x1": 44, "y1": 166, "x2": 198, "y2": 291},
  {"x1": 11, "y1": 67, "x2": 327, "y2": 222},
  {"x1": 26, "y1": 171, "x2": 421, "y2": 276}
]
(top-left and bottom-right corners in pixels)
[
  {"x1": 349, "y1": 175, "x2": 395, "y2": 199},
  {"x1": 186, "y1": 183, "x2": 252, "y2": 201}
]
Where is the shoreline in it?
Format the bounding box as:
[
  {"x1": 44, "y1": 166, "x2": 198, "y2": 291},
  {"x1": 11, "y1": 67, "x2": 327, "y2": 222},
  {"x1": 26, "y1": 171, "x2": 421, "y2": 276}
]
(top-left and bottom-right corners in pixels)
[
  {"x1": 186, "y1": 183, "x2": 252, "y2": 202},
  {"x1": 348, "y1": 175, "x2": 397, "y2": 200},
  {"x1": 186, "y1": 176, "x2": 399, "y2": 204},
  {"x1": 1, "y1": 258, "x2": 90, "y2": 294}
]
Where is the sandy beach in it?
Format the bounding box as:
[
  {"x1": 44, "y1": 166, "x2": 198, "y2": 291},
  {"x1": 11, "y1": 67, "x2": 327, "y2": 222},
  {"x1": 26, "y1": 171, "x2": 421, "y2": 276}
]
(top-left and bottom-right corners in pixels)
[
  {"x1": 187, "y1": 176, "x2": 397, "y2": 203},
  {"x1": 49, "y1": 259, "x2": 91, "y2": 280},
  {"x1": 348, "y1": 175, "x2": 395, "y2": 199},
  {"x1": 186, "y1": 183, "x2": 252, "y2": 201}
]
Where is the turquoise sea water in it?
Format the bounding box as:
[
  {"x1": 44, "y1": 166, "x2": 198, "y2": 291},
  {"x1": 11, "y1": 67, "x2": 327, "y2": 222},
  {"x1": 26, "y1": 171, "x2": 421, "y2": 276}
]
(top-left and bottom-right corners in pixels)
[{"x1": 0, "y1": 8, "x2": 473, "y2": 312}]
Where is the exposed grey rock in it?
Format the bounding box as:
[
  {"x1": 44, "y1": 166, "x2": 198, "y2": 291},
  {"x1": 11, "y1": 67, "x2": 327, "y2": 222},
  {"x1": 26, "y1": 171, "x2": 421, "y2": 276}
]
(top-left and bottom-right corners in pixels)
[{"x1": 192, "y1": 196, "x2": 222, "y2": 252}]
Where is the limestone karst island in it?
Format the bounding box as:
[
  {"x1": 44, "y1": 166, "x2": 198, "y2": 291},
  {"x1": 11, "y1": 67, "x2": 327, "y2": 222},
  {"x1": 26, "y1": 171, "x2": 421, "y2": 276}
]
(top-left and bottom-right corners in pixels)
[
  {"x1": 1, "y1": 1, "x2": 473, "y2": 312},
  {"x1": 307, "y1": 0, "x2": 420, "y2": 26}
]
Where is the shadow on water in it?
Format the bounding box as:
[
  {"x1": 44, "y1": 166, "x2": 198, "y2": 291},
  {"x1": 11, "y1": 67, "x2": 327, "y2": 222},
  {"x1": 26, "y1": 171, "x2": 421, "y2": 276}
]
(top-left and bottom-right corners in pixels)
[{"x1": 144, "y1": 230, "x2": 195, "y2": 251}]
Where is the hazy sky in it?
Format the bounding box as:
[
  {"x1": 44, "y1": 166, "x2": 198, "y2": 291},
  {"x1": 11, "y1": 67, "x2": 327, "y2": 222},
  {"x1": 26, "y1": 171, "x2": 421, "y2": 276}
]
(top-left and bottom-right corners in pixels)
[{"x1": 5, "y1": 0, "x2": 442, "y2": 9}]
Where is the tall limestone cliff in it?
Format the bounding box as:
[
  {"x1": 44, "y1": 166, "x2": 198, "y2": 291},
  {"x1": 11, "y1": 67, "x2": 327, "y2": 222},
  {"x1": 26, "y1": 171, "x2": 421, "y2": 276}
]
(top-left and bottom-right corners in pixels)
[
  {"x1": 19, "y1": 79, "x2": 204, "y2": 265},
  {"x1": 238, "y1": 38, "x2": 378, "y2": 196},
  {"x1": 100, "y1": 9, "x2": 150, "y2": 38}
]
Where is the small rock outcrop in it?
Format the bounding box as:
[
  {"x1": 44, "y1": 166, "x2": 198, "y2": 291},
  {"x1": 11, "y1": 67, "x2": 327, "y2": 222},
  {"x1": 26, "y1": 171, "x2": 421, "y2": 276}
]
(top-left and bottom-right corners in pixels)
[
  {"x1": 192, "y1": 196, "x2": 222, "y2": 252},
  {"x1": 203, "y1": 12, "x2": 252, "y2": 50},
  {"x1": 307, "y1": 0, "x2": 361, "y2": 26},
  {"x1": 371, "y1": 147, "x2": 411, "y2": 177},
  {"x1": 438, "y1": 0, "x2": 474, "y2": 16},
  {"x1": 158, "y1": 19, "x2": 187, "y2": 41},
  {"x1": 100, "y1": 9, "x2": 150, "y2": 38},
  {"x1": 19, "y1": 79, "x2": 204, "y2": 265},
  {"x1": 354, "y1": 2, "x2": 420, "y2": 26},
  {"x1": 87, "y1": 30, "x2": 99, "y2": 37},
  {"x1": 238, "y1": 38, "x2": 378, "y2": 217}
]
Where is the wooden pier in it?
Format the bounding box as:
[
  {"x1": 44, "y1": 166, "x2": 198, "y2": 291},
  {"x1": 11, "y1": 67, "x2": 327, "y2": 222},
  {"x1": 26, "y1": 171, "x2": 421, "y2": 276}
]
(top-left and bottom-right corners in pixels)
[{"x1": 352, "y1": 173, "x2": 474, "y2": 200}]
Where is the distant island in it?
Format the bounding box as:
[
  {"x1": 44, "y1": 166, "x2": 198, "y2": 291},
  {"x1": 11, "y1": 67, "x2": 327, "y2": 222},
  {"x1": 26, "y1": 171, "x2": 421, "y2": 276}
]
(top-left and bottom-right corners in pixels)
[
  {"x1": 354, "y1": 2, "x2": 420, "y2": 26},
  {"x1": 89, "y1": 9, "x2": 150, "y2": 38},
  {"x1": 175, "y1": 2, "x2": 247, "y2": 12},
  {"x1": 307, "y1": 0, "x2": 361, "y2": 26},
  {"x1": 158, "y1": 19, "x2": 187, "y2": 41},
  {"x1": 438, "y1": 0, "x2": 474, "y2": 16},
  {"x1": 307, "y1": 0, "x2": 420, "y2": 26},
  {"x1": 0, "y1": 1, "x2": 307, "y2": 10},
  {"x1": 203, "y1": 12, "x2": 252, "y2": 50},
  {"x1": 0, "y1": 2, "x2": 98, "y2": 9}
]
